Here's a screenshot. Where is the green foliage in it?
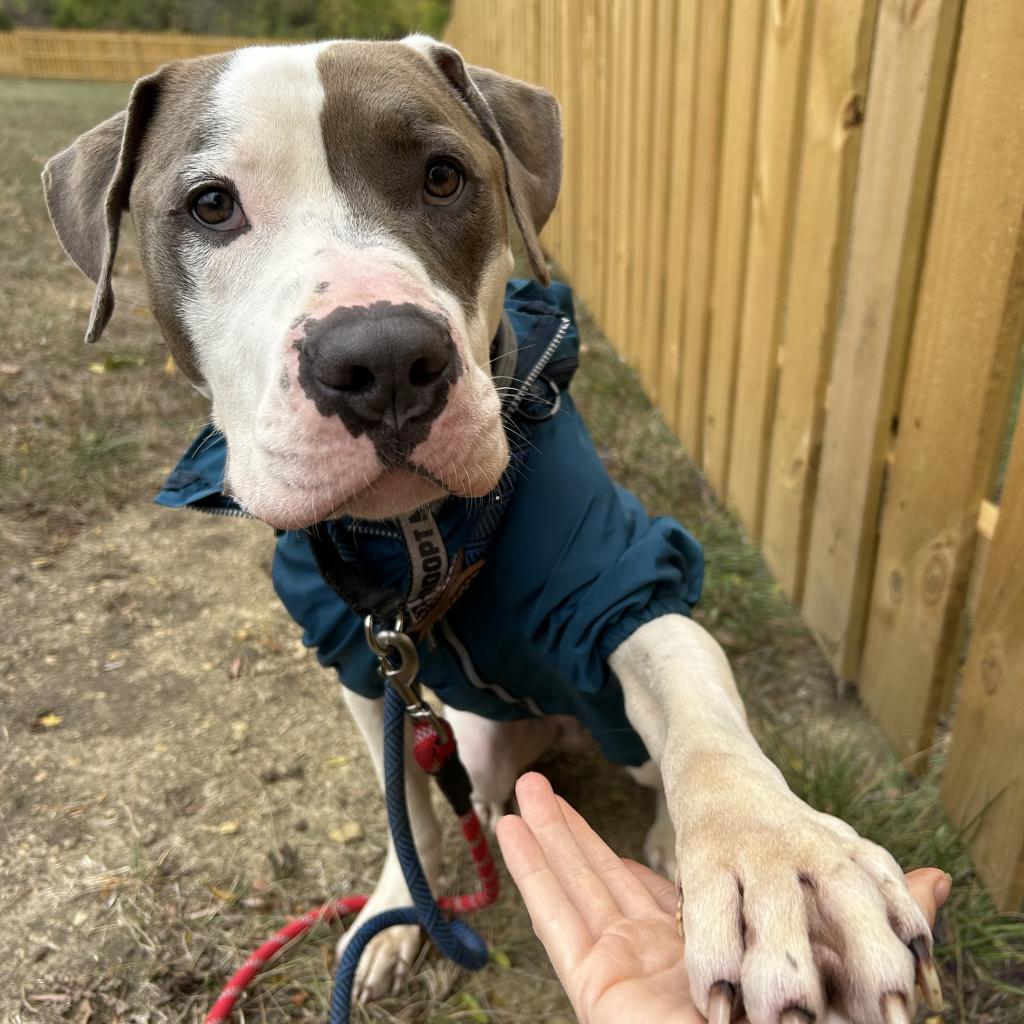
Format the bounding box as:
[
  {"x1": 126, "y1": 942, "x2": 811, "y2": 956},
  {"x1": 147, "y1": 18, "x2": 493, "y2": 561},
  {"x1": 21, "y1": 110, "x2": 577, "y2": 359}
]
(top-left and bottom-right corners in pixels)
[{"x1": 4, "y1": 0, "x2": 450, "y2": 39}]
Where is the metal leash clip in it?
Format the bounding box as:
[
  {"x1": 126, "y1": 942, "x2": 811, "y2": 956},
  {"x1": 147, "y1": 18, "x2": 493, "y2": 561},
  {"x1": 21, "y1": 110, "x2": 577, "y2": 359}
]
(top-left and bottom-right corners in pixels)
[{"x1": 364, "y1": 614, "x2": 443, "y2": 732}]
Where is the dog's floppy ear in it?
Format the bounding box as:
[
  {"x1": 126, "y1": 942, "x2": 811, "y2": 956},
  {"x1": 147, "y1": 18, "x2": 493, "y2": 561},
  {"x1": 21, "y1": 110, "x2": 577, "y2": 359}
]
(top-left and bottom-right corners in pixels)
[
  {"x1": 412, "y1": 38, "x2": 562, "y2": 285},
  {"x1": 42, "y1": 69, "x2": 163, "y2": 344}
]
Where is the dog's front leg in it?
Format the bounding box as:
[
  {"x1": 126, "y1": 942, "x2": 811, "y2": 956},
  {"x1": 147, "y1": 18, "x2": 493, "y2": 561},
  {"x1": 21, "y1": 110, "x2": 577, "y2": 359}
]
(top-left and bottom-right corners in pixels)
[
  {"x1": 611, "y1": 614, "x2": 939, "y2": 1024},
  {"x1": 336, "y1": 687, "x2": 442, "y2": 1001}
]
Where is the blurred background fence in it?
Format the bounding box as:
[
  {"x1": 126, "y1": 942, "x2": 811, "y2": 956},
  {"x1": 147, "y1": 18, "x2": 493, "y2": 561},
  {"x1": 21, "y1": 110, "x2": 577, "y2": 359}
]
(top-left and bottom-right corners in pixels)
[
  {"x1": 446, "y1": 0, "x2": 1024, "y2": 911},
  {"x1": 0, "y1": 29, "x2": 266, "y2": 80},
  {"x1": 0, "y1": 0, "x2": 1021, "y2": 910}
]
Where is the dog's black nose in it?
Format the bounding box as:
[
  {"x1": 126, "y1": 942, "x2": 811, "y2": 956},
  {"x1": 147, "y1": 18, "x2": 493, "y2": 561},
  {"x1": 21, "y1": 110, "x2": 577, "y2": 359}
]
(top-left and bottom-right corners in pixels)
[{"x1": 298, "y1": 301, "x2": 460, "y2": 456}]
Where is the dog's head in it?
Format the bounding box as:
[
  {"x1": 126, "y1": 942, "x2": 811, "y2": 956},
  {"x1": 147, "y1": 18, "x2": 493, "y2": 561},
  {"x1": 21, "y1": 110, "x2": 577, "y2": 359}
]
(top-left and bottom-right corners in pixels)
[{"x1": 42, "y1": 37, "x2": 561, "y2": 528}]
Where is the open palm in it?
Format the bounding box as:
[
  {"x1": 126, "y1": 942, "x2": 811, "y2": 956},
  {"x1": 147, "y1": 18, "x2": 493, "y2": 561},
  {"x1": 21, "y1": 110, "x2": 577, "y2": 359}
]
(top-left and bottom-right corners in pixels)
[{"x1": 496, "y1": 773, "x2": 948, "y2": 1024}]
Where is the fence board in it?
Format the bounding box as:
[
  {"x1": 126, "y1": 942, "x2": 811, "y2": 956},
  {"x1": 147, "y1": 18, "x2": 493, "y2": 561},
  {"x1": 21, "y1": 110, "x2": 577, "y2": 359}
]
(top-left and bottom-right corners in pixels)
[
  {"x1": 860, "y1": 0, "x2": 1024, "y2": 763},
  {"x1": 801, "y1": 0, "x2": 961, "y2": 678},
  {"x1": 614, "y1": 0, "x2": 647, "y2": 368},
  {"x1": 565, "y1": 0, "x2": 585, "y2": 290},
  {"x1": 606, "y1": 0, "x2": 637, "y2": 351},
  {"x1": 760, "y1": 0, "x2": 878, "y2": 599},
  {"x1": 654, "y1": 0, "x2": 699, "y2": 427},
  {"x1": 637, "y1": 0, "x2": 679, "y2": 399},
  {"x1": 592, "y1": 0, "x2": 615, "y2": 332},
  {"x1": 702, "y1": 0, "x2": 767, "y2": 493},
  {"x1": 676, "y1": 0, "x2": 730, "y2": 457},
  {"x1": 942, "y1": 405, "x2": 1024, "y2": 911},
  {"x1": 578, "y1": 0, "x2": 602, "y2": 317},
  {"x1": 725, "y1": 0, "x2": 813, "y2": 537}
]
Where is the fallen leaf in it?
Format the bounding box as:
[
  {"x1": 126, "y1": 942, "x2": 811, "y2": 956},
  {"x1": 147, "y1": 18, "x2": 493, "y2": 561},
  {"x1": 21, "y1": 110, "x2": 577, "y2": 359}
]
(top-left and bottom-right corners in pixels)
[
  {"x1": 34, "y1": 711, "x2": 63, "y2": 730},
  {"x1": 329, "y1": 821, "x2": 363, "y2": 844},
  {"x1": 216, "y1": 820, "x2": 240, "y2": 836},
  {"x1": 290, "y1": 992, "x2": 309, "y2": 1006},
  {"x1": 164, "y1": 355, "x2": 177, "y2": 375},
  {"x1": 0, "y1": 362, "x2": 21, "y2": 376},
  {"x1": 324, "y1": 755, "x2": 350, "y2": 769},
  {"x1": 453, "y1": 992, "x2": 488, "y2": 1023},
  {"x1": 227, "y1": 656, "x2": 243, "y2": 680},
  {"x1": 208, "y1": 884, "x2": 235, "y2": 902},
  {"x1": 488, "y1": 948, "x2": 512, "y2": 969},
  {"x1": 89, "y1": 354, "x2": 144, "y2": 375}
]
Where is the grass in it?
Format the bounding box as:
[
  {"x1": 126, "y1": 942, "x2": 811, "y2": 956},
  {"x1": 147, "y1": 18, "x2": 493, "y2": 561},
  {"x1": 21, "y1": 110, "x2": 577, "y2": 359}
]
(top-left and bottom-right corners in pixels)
[
  {"x1": 0, "y1": 77, "x2": 209, "y2": 563},
  {"x1": 2, "y1": 76, "x2": 1021, "y2": 1023}
]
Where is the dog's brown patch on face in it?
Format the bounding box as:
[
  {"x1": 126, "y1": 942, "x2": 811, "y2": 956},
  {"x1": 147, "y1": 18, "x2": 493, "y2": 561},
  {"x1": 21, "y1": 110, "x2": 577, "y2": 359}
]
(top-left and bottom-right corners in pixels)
[
  {"x1": 315, "y1": 42, "x2": 508, "y2": 316},
  {"x1": 129, "y1": 54, "x2": 231, "y2": 385}
]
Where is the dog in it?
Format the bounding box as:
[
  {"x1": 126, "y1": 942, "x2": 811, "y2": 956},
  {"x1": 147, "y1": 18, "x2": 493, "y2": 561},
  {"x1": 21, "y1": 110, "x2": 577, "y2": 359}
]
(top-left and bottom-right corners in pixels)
[{"x1": 43, "y1": 36, "x2": 938, "y2": 1024}]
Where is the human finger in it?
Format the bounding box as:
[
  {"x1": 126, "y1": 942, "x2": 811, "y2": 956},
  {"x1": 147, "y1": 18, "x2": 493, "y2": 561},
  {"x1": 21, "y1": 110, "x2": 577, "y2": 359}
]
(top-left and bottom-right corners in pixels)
[
  {"x1": 514, "y1": 772, "x2": 623, "y2": 938},
  {"x1": 495, "y1": 811, "x2": 593, "y2": 978},
  {"x1": 555, "y1": 795, "x2": 669, "y2": 919}
]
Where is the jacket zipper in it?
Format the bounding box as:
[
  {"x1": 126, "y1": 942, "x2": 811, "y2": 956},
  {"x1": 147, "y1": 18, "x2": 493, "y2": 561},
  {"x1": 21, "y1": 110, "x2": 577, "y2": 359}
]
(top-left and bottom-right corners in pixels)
[
  {"x1": 188, "y1": 503, "x2": 254, "y2": 519},
  {"x1": 505, "y1": 315, "x2": 571, "y2": 415}
]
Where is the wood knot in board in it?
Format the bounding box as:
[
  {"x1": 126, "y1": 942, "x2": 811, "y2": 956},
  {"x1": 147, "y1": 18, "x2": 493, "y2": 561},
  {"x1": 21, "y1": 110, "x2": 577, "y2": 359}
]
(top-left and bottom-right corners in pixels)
[
  {"x1": 981, "y1": 638, "x2": 1004, "y2": 696},
  {"x1": 921, "y1": 550, "x2": 950, "y2": 605},
  {"x1": 888, "y1": 567, "x2": 904, "y2": 606},
  {"x1": 840, "y1": 93, "x2": 865, "y2": 132}
]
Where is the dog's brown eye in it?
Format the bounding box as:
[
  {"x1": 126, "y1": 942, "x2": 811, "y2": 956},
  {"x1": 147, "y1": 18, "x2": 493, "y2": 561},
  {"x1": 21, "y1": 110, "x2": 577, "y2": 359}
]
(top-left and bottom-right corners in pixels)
[
  {"x1": 424, "y1": 161, "x2": 464, "y2": 205},
  {"x1": 191, "y1": 189, "x2": 245, "y2": 230}
]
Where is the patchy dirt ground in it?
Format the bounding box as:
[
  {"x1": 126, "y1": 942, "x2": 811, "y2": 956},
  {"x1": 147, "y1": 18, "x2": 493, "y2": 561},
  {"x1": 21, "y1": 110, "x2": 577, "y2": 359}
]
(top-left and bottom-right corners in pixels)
[
  {"x1": 4, "y1": 502, "x2": 625, "y2": 1022},
  {"x1": 2, "y1": 77, "x2": 1021, "y2": 1024}
]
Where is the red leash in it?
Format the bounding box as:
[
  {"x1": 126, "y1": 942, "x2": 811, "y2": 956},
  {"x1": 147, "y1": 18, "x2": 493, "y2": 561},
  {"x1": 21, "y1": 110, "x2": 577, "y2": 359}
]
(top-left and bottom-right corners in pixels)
[{"x1": 205, "y1": 715, "x2": 499, "y2": 1022}]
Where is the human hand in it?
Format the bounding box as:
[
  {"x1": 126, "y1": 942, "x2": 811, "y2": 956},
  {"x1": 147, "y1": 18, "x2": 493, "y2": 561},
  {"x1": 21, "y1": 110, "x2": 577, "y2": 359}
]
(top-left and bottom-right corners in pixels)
[{"x1": 495, "y1": 772, "x2": 951, "y2": 1024}]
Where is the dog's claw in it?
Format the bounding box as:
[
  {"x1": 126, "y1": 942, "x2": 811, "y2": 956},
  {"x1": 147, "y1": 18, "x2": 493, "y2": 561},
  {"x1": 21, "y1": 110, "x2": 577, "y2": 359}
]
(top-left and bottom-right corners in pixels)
[
  {"x1": 779, "y1": 1010, "x2": 814, "y2": 1024},
  {"x1": 675, "y1": 874, "x2": 684, "y2": 938},
  {"x1": 910, "y1": 935, "x2": 944, "y2": 1011},
  {"x1": 707, "y1": 981, "x2": 736, "y2": 1024},
  {"x1": 881, "y1": 993, "x2": 911, "y2": 1024}
]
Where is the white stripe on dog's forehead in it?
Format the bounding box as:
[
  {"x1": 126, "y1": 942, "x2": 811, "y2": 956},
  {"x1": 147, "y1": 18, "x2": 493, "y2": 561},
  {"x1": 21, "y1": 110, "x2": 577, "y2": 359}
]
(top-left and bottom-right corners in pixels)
[{"x1": 199, "y1": 43, "x2": 336, "y2": 205}]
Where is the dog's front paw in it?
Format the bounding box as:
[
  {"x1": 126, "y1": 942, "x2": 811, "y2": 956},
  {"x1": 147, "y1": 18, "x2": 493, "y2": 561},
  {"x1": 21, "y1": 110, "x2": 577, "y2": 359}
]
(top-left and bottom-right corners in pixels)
[
  {"x1": 676, "y1": 791, "x2": 940, "y2": 1024},
  {"x1": 336, "y1": 889, "x2": 422, "y2": 1002}
]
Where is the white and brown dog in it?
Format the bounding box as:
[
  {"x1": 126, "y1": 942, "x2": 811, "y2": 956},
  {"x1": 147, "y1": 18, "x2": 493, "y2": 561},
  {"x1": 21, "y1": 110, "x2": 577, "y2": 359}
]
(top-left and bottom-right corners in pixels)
[{"x1": 43, "y1": 36, "x2": 938, "y2": 1024}]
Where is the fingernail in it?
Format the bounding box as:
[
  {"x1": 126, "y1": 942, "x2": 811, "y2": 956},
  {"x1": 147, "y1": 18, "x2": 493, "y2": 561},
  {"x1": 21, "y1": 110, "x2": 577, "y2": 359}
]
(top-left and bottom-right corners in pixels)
[{"x1": 934, "y1": 871, "x2": 952, "y2": 906}]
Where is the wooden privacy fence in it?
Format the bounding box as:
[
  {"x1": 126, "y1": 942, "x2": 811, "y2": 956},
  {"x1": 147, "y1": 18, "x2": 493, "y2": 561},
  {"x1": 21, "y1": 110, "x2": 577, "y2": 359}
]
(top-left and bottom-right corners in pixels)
[
  {"x1": 447, "y1": 0, "x2": 1024, "y2": 910},
  {"x1": 0, "y1": 29, "x2": 266, "y2": 81}
]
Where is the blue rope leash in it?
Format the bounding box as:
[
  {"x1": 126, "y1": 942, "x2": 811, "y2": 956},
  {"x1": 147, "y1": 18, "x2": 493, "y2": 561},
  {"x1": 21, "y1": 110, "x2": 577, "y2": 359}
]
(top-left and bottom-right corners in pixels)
[{"x1": 328, "y1": 685, "x2": 489, "y2": 1023}]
